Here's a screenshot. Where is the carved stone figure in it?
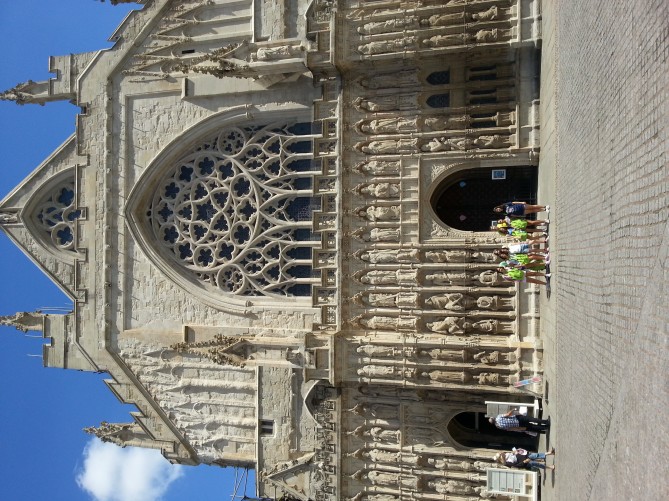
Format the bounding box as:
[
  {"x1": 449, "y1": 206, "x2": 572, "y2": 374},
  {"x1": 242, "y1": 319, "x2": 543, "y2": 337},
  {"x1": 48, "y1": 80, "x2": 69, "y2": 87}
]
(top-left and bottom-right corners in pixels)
[
  {"x1": 350, "y1": 227, "x2": 400, "y2": 242},
  {"x1": 477, "y1": 270, "x2": 505, "y2": 286},
  {"x1": 355, "y1": 315, "x2": 417, "y2": 331},
  {"x1": 358, "y1": 71, "x2": 419, "y2": 89},
  {"x1": 475, "y1": 296, "x2": 498, "y2": 309},
  {"x1": 355, "y1": 249, "x2": 419, "y2": 263},
  {"x1": 427, "y1": 479, "x2": 484, "y2": 495},
  {"x1": 472, "y1": 5, "x2": 500, "y2": 21},
  {"x1": 355, "y1": 203, "x2": 400, "y2": 222},
  {"x1": 353, "y1": 95, "x2": 415, "y2": 112},
  {"x1": 357, "y1": 17, "x2": 419, "y2": 35},
  {"x1": 355, "y1": 139, "x2": 418, "y2": 154},
  {"x1": 354, "y1": 159, "x2": 401, "y2": 176},
  {"x1": 425, "y1": 272, "x2": 470, "y2": 286},
  {"x1": 425, "y1": 293, "x2": 475, "y2": 310},
  {"x1": 423, "y1": 370, "x2": 465, "y2": 384},
  {"x1": 473, "y1": 350, "x2": 517, "y2": 365},
  {"x1": 420, "y1": 137, "x2": 453, "y2": 152},
  {"x1": 420, "y1": 12, "x2": 466, "y2": 27},
  {"x1": 425, "y1": 250, "x2": 470, "y2": 263},
  {"x1": 470, "y1": 319, "x2": 514, "y2": 334},
  {"x1": 427, "y1": 457, "x2": 476, "y2": 471},
  {"x1": 357, "y1": 37, "x2": 417, "y2": 55},
  {"x1": 475, "y1": 372, "x2": 509, "y2": 386},
  {"x1": 423, "y1": 33, "x2": 471, "y2": 48},
  {"x1": 353, "y1": 292, "x2": 419, "y2": 308},
  {"x1": 0, "y1": 212, "x2": 18, "y2": 224},
  {"x1": 349, "y1": 403, "x2": 398, "y2": 420},
  {"x1": 418, "y1": 348, "x2": 466, "y2": 362},
  {"x1": 355, "y1": 269, "x2": 418, "y2": 285},
  {"x1": 356, "y1": 117, "x2": 418, "y2": 134},
  {"x1": 356, "y1": 344, "x2": 401, "y2": 357},
  {"x1": 357, "y1": 365, "x2": 397, "y2": 378},
  {"x1": 426, "y1": 317, "x2": 467, "y2": 334},
  {"x1": 354, "y1": 182, "x2": 401, "y2": 198},
  {"x1": 348, "y1": 425, "x2": 401, "y2": 443},
  {"x1": 347, "y1": 495, "x2": 399, "y2": 501},
  {"x1": 254, "y1": 44, "x2": 304, "y2": 61},
  {"x1": 474, "y1": 134, "x2": 513, "y2": 148},
  {"x1": 424, "y1": 115, "x2": 470, "y2": 131}
]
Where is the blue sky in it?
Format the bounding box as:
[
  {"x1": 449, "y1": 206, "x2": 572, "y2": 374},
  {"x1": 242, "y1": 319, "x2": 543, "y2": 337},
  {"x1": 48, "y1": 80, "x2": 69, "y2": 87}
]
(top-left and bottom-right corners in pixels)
[{"x1": 0, "y1": 2, "x2": 254, "y2": 500}]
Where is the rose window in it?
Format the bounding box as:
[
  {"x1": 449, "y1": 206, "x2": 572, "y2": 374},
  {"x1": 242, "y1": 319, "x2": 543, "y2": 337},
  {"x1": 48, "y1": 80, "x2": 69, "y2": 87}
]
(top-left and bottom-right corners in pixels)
[
  {"x1": 34, "y1": 181, "x2": 81, "y2": 252},
  {"x1": 150, "y1": 123, "x2": 320, "y2": 297}
]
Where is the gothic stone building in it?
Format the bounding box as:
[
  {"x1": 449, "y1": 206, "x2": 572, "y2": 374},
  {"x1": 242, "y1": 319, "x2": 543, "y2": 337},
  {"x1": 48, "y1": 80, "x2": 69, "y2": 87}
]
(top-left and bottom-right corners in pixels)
[{"x1": 0, "y1": 0, "x2": 543, "y2": 499}]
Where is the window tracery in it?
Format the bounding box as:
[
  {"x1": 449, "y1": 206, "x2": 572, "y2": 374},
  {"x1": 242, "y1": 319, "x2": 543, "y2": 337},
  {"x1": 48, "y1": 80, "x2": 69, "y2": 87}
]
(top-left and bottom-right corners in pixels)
[
  {"x1": 149, "y1": 123, "x2": 320, "y2": 297},
  {"x1": 34, "y1": 181, "x2": 81, "y2": 252}
]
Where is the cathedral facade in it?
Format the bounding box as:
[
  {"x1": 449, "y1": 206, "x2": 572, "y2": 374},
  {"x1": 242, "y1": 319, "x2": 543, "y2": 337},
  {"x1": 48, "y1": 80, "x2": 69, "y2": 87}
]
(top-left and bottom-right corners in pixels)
[{"x1": 0, "y1": 0, "x2": 544, "y2": 499}]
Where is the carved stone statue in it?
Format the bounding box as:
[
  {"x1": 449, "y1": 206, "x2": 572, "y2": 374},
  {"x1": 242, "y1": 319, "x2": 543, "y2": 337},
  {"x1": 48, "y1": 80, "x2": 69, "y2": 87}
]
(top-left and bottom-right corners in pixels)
[
  {"x1": 349, "y1": 227, "x2": 400, "y2": 242},
  {"x1": 473, "y1": 350, "x2": 517, "y2": 365},
  {"x1": 0, "y1": 311, "x2": 45, "y2": 332},
  {"x1": 357, "y1": 37, "x2": 417, "y2": 55},
  {"x1": 355, "y1": 269, "x2": 418, "y2": 285},
  {"x1": 353, "y1": 182, "x2": 401, "y2": 198},
  {"x1": 347, "y1": 495, "x2": 399, "y2": 501},
  {"x1": 356, "y1": 344, "x2": 401, "y2": 357},
  {"x1": 353, "y1": 95, "x2": 415, "y2": 112},
  {"x1": 353, "y1": 292, "x2": 419, "y2": 308},
  {"x1": 355, "y1": 315, "x2": 417, "y2": 331},
  {"x1": 424, "y1": 115, "x2": 470, "y2": 131},
  {"x1": 470, "y1": 319, "x2": 514, "y2": 334},
  {"x1": 355, "y1": 205, "x2": 400, "y2": 221},
  {"x1": 0, "y1": 212, "x2": 18, "y2": 224},
  {"x1": 472, "y1": 5, "x2": 500, "y2": 21},
  {"x1": 420, "y1": 137, "x2": 453, "y2": 152},
  {"x1": 352, "y1": 469, "x2": 418, "y2": 489},
  {"x1": 425, "y1": 293, "x2": 475, "y2": 310},
  {"x1": 420, "y1": 12, "x2": 466, "y2": 27},
  {"x1": 425, "y1": 250, "x2": 470, "y2": 263},
  {"x1": 357, "y1": 17, "x2": 419, "y2": 35},
  {"x1": 358, "y1": 365, "x2": 415, "y2": 379},
  {"x1": 422, "y1": 33, "x2": 471, "y2": 48},
  {"x1": 355, "y1": 139, "x2": 418, "y2": 154},
  {"x1": 475, "y1": 372, "x2": 510, "y2": 386},
  {"x1": 425, "y1": 272, "x2": 470, "y2": 286},
  {"x1": 356, "y1": 117, "x2": 418, "y2": 134},
  {"x1": 477, "y1": 270, "x2": 505, "y2": 286},
  {"x1": 354, "y1": 249, "x2": 419, "y2": 263},
  {"x1": 418, "y1": 348, "x2": 466, "y2": 362},
  {"x1": 349, "y1": 403, "x2": 398, "y2": 420},
  {"x1": 254, "y1": 44, "x2": 304, "y2": 61},
  {"x1": 427, "y1": 457, "x2": 477, "y2": 471},
  {"x1": 427, "y1": 479, "x2": 485, "y2": 495},
  {"x1": 348, "y1": 425, "x2": 401, "y2": 443},
  {"x1": 359, "y1": 71, "x2": 419, "y2": 90},
  {"x1": 475, "y1": 296, "x2": 498, "y2": 310},
  {"x1": 422, "y1": 370, "x2": 465, "y2": 384},
  {"x1": 354, "y1": 159, "x2": 401, "y2": 176},
  {"x1": 426, "y1": 317, "x2": 467, "y2": 334},
  {"x1": 473, "y1": 134, "x2": 513, "y2": 148}
]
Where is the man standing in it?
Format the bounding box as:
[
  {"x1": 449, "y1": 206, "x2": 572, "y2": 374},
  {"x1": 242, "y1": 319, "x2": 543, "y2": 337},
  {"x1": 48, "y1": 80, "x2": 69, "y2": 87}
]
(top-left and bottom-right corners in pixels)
[{"x1": 489, "y1": 410, "x2": 550, "y2": 434}]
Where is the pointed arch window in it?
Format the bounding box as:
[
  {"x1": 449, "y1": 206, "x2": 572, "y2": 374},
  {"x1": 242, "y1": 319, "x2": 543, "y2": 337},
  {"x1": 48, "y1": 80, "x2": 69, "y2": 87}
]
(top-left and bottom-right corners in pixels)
[
  {"x1": 34, "y1": 180, "x2": 82, "y2": 252},
  {"x1": 147, "y1": 123, "x2": 321, "y2": 298}
]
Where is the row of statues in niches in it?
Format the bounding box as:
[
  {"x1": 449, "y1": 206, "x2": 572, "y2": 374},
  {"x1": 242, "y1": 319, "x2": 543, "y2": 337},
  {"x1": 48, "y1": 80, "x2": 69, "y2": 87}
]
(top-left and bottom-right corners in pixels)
[{"x1": 352, "y1": 1, "x2": 515, "y2": 36}]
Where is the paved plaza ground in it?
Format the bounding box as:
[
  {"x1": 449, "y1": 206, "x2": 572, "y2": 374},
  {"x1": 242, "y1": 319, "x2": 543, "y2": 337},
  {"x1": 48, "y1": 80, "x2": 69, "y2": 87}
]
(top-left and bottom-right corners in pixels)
[{"x1": 536, "y1": 1, "x2": 668, "y2": 500}]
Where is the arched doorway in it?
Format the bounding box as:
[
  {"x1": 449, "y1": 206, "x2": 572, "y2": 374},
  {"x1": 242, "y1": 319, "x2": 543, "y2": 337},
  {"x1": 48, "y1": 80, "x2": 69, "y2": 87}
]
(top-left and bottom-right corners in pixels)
[
  {"x1": 431, "y1": 166, "x2": 538, "y2": 231},
  {"x1": 447, "y1": 412, "x2": 538, "y2": 450}
]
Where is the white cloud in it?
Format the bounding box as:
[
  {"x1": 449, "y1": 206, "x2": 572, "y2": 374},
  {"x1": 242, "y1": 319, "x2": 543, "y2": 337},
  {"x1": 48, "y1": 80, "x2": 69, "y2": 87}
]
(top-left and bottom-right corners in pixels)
[{"x1": 76, "y1": 438, "x2": 183, "y2": 501}]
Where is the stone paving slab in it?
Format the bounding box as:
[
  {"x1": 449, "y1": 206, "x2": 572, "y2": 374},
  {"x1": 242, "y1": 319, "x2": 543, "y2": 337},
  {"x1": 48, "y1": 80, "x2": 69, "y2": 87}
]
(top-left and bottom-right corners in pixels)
[{"x1": 537, "y1": 1, "x2": 669, "y2": 500}]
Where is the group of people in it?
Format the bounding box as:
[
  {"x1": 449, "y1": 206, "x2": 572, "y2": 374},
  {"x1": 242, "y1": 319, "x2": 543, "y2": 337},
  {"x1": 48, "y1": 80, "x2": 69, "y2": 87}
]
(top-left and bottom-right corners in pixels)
[
  {"x1": 490, "y1": 409, "x2": 556, "y2": 472},
  {"x1": 491, "y1": 201, "x2": 551, "y2": 285}
]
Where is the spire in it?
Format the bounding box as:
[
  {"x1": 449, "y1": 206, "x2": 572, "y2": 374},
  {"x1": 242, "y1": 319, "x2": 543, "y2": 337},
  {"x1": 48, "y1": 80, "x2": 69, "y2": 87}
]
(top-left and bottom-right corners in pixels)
[
  {"x1": 0, "y1": 80, "x2": 47, "y2": 106},
  {"x1": 0, "y1": 311, "x2": 45, "y2": 333}
]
